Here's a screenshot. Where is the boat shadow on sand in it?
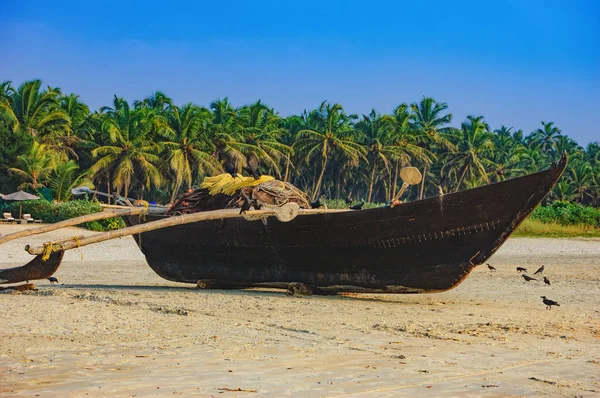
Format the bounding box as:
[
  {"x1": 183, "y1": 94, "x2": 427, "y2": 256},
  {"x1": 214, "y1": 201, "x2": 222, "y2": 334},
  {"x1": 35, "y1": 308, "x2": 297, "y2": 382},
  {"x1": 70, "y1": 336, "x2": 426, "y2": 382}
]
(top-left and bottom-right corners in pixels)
[{"x1": 42, "y1": 283, "x2": 431, "y2": 304}]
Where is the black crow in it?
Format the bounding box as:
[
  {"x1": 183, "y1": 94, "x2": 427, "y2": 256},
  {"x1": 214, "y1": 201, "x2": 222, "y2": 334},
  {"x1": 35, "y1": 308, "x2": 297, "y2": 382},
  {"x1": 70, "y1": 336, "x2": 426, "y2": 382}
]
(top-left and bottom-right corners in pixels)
[
  {"x1": 224, "y1": 159, "x2": 239, "y2": 179},
  {"x1": 349, "y1": 201, "x2": 364, "y2": 210},
  {"x1": 487, "y1": 264, "x2": 496, "y2": 271},
  {"x1": 239, "y1": 197, "x2": 251, "y2": 214},
  {"x1": 541, "y1": 296, "x2": 559, "y2": 310},
  {"x1": 310, "y1": 199, "x2": 322, "y2": 209},
  {"x1": 522, "y1": 274, "x2": 537, "y2": 283},
  {"x1": 534, "y1": 265, "x2": 545, "y2": 275},
  {"x1": 516, "y1": 267, "x2": 527, "y2": 273},
  {"x1": 47, "y1": 277, "x2": 59, "y2": 284},
  {"x1": 345, "y1": 197, "x2": 352, "y2": 205},
  {"x1": 543, "y1": 276, "x2": 551, "y2": 286},
  {"x1": 242, "y1": 153, "x2": 261, "y2": 180}
]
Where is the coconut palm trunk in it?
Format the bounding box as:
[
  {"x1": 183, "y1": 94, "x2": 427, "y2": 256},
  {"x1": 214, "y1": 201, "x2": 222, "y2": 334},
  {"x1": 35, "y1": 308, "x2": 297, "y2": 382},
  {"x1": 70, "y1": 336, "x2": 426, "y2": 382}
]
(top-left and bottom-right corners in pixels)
[
  {"x1": 284, "y1": 154, "x2": 291, "y2": 182},
  {"x1": 455, "y1": 164, "x2": 470, "y2": 192},
  {"x1": 312, "y1": 157, "x2": 328, "y2": 200},
  {"x1": 367, "y1": 157, "x2": 377, "y2": 203},
  {"x1": 170, "y1": 180, "x2": 182, "y2": 204},
  {"x1": 419, "y1": 164, "x2": 427, "y2": 199},
  {"x1": 392, "y1": 161, "x2": 399, "y2": 200}
]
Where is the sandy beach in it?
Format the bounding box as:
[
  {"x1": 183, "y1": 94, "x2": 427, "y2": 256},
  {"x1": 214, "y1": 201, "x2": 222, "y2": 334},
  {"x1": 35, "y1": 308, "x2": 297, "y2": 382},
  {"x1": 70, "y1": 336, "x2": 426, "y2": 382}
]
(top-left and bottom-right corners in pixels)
[{"x1": 0, "y1": 224, "x2": 599, "y2": 397}]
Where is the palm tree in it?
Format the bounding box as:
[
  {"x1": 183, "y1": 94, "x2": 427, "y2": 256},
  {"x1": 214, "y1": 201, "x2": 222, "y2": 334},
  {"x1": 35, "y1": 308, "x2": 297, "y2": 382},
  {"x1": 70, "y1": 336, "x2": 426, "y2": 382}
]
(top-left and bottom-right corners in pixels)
[
  {"x1": 90, "y1": 96, "x2": 167, "y2": 198},
  {"x1": 133, "y1": 91, "x2": 173, "y2": 113},
  {"x1": 552, "y1": 180, "x2": 577, "y2": 202},
  {"x1": 161, "y1": 103, "x2": 221, "y2": 202},
  {"x1": 0, "y1": 80, "x2": 17, "y2": 128},
  {"x1": 530, "y1": 121, "x2": 561, "y2": 156},
  {"x1": 8, "y1": 141, "x2": 56, "y2": 189},
  {"x1": 295, "y1": 101, "x2": 366, "y2": 200},
  {"x1": 444, "y1": 116, "x2": 494, "y2": 191},
  {"x1": 386, "y1": 104, "x2": 432, "y2": 200},
  {"x1": 4, "y1": 79, "x2": 70, "y2": 137},
  {"x1": 568, "y1": 161, "x2": 593, "y2": 203},
  {"x1": 40, "y1": 93, "x2": 97, "y2": 159},
  {"x1": 49, "y1": 160, "x2": 94, "y2": 202},
  {"x1": 409, "y1": 97, "x2": 455, "y2": 199},
  {"x1": 237, "y1": 101, "x2": 292, "y2": 177},
  {"x1": 281, "y1": 115, "x2": 304, "y2": 182},
  {"x1": 356, "y1": 109, "x2": 395, "y2": 202}
]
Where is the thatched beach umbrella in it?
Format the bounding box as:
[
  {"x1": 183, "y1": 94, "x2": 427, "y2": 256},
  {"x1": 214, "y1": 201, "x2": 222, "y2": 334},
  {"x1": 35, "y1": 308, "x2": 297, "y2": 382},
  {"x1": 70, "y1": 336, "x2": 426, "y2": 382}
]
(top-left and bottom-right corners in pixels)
[{"x1": 3, "y1": 190, "x2": 41, "y2": 219}]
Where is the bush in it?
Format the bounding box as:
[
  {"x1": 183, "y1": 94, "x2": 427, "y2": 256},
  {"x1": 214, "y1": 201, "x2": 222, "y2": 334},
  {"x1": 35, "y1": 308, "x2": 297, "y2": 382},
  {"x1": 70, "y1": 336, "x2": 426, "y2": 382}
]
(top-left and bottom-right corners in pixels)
[
  {"x1": 5, "y1": 199, "x2": 123, "y2": 231},
  {"x1": 324, "y1": 198, "x2": 385, "y2": 209},
  {"x1": 530, "y1": 201, "x2": 600, "y2": 227}
]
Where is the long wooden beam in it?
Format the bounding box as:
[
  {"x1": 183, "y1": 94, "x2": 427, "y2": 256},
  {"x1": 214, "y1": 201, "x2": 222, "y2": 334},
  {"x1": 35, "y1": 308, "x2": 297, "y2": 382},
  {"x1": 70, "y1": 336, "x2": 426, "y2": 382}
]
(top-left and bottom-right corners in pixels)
[
  {"x1": 25, "y1": 203, "x2": 302, "y2": 255},
  {"x1": 0, "y1": 207, "x2": 147, "y2": 245}
]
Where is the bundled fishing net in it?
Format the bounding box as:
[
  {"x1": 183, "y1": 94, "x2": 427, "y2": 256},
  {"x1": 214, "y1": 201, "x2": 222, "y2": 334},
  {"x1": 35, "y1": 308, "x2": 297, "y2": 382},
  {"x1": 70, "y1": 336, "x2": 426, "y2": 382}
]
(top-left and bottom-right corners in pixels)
[
  {"x1": 200, "y1": 173, "x2": 275, "y2": 196},
  {"x1": 167, "y1": 174, "x2": 311, "y2": 215}
]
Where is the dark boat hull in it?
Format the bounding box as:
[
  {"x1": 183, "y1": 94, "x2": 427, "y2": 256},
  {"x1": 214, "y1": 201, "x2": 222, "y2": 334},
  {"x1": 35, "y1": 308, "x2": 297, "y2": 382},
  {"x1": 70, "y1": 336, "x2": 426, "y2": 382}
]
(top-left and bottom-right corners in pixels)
[{"x1": 125, "y1": 154, "x2": 567, "y2": 293}]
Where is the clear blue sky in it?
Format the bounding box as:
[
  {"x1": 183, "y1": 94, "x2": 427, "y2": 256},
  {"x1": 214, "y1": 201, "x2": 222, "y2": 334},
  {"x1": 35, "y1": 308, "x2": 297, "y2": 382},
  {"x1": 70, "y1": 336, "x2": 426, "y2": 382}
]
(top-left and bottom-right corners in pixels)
[{"x1": 1, "y1": 0, "x2": 598, "y2": 144}]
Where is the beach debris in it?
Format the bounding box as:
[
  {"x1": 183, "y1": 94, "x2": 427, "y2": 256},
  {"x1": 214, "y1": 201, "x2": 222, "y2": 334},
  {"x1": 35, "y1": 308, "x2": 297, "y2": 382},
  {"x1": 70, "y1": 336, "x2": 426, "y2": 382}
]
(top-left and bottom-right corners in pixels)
[
  {"x1": 417, "y1": 369, "x2": 430, "y2": 374},
  {"x1": 481, "y1": 384, "x2": 498, "y2": 387},
  {"x1": 516, "y1": 267, "x2": 527, "y2": 273},
  {"x1": 541, "y1": 296, "x2": 560, "y2": 310},
  {"x1": 47, "y1": 277, "x2": 59, "y2": 285},
  {"x1": 218, "y1": 387, "x2": 257, "y2": 393},
  {"x1": 522, "y1": 274, "x2": 537, "y2": 283},
  {"x1": 534, "y1": 265, "x2": 545, "y2": 275},
  {"x1": 286, "y1": 282, "x2": 335, "y2": 296},
  {"x1": 543, "y1": 276, "x2": 551, "y2": 285},
  {"x1": 487, "y1": 264, "x2": 496, "y2": 271}
]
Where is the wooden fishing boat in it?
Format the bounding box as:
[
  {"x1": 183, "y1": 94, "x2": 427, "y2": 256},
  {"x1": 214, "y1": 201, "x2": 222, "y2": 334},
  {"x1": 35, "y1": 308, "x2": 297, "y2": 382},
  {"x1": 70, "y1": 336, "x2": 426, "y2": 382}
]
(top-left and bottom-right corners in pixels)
[
  {"x1": 120, "y1": 153, "x2": 567, "y2": 294},
  {"x1": 0, "y1": 153, "x2": 566, "y2": 294}
]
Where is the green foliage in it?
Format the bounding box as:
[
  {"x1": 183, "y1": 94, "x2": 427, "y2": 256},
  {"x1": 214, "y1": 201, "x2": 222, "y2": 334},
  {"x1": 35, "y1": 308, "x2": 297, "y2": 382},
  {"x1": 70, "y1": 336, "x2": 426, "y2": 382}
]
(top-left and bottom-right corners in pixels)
[
  {"x1": 4, "y1": 199, "x2": 123, "y2": 231},
  {"x1": 324, "y1": 199, "x2": 384, "y2": 209},
  {"x1": 514, "y1": 218, "x2": 600, "y2": 238},
  {"x1": 49, "y1": 160, "x2": 94, "y2": 202},
  {"x1": 0, "y1": 126, "x2": 32, "y2": 192},
  {"x1": 530, "y1": 202, "x2": 600, "y2": 227},
  {"x1": 1, "y1": 78, "x2": 599, "y2": 208}
]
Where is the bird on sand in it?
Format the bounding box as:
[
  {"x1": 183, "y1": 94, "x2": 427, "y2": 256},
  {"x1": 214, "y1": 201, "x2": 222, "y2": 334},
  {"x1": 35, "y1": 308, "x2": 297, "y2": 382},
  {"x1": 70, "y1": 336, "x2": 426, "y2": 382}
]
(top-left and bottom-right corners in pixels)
[
  {"x1": 522, "y1": 274, "x2": 537, "y2": 283},
  {"x1": 349, "y1": 201, "x2": 365, "y2": 210},
  {"x1": 487, "y1": 264, "x2": 496, "y2": 271},
  {"x1": 242, "y1": 153, "x2": 261, "y2": 180},
  {"x1": 543, "y1": 276, "x2": 551, "y2": 286},
  {"x1": 534, "y1": 265, "x2": 545, "y2": 275},
  {"x1": 516, "y1": 267, "x2": 528, "y2": 273},
  {"x1": 541, "y1": 296, "x2": 560, "y2": 310},
  {"x1": 345, "y1": 197, "x2": 353, "y2": 205},
  {"x1": 47, "y1": 277, "x2": 59, "y2": 284},
  {"x1": 239, "y1": 197, "x2": 251, "y2": 214}
]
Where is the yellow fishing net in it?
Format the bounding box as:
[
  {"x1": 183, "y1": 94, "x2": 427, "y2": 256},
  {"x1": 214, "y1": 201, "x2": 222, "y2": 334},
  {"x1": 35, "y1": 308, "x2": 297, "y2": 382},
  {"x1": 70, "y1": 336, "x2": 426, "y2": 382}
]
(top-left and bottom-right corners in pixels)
[{"x1": 200, "y1": 173, "x2": 275, "y2": 196}]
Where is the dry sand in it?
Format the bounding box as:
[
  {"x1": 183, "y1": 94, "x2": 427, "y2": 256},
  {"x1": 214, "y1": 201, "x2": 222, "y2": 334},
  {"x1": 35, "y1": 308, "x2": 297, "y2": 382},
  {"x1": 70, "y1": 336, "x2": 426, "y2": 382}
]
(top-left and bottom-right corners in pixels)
[{"x1": 0, "y1": 224, "x2": 599, "y2": 397}]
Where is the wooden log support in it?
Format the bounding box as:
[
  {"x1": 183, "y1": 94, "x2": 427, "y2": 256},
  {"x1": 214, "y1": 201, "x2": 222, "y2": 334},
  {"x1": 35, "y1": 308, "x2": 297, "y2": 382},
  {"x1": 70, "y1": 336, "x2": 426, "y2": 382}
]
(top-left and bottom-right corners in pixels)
[
  {"x1": 0, "y1": 207, "x2": 147, "y2": 245},
  {"x1": 25, "y1": 203, "x2": 301, "y2": 256}
]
